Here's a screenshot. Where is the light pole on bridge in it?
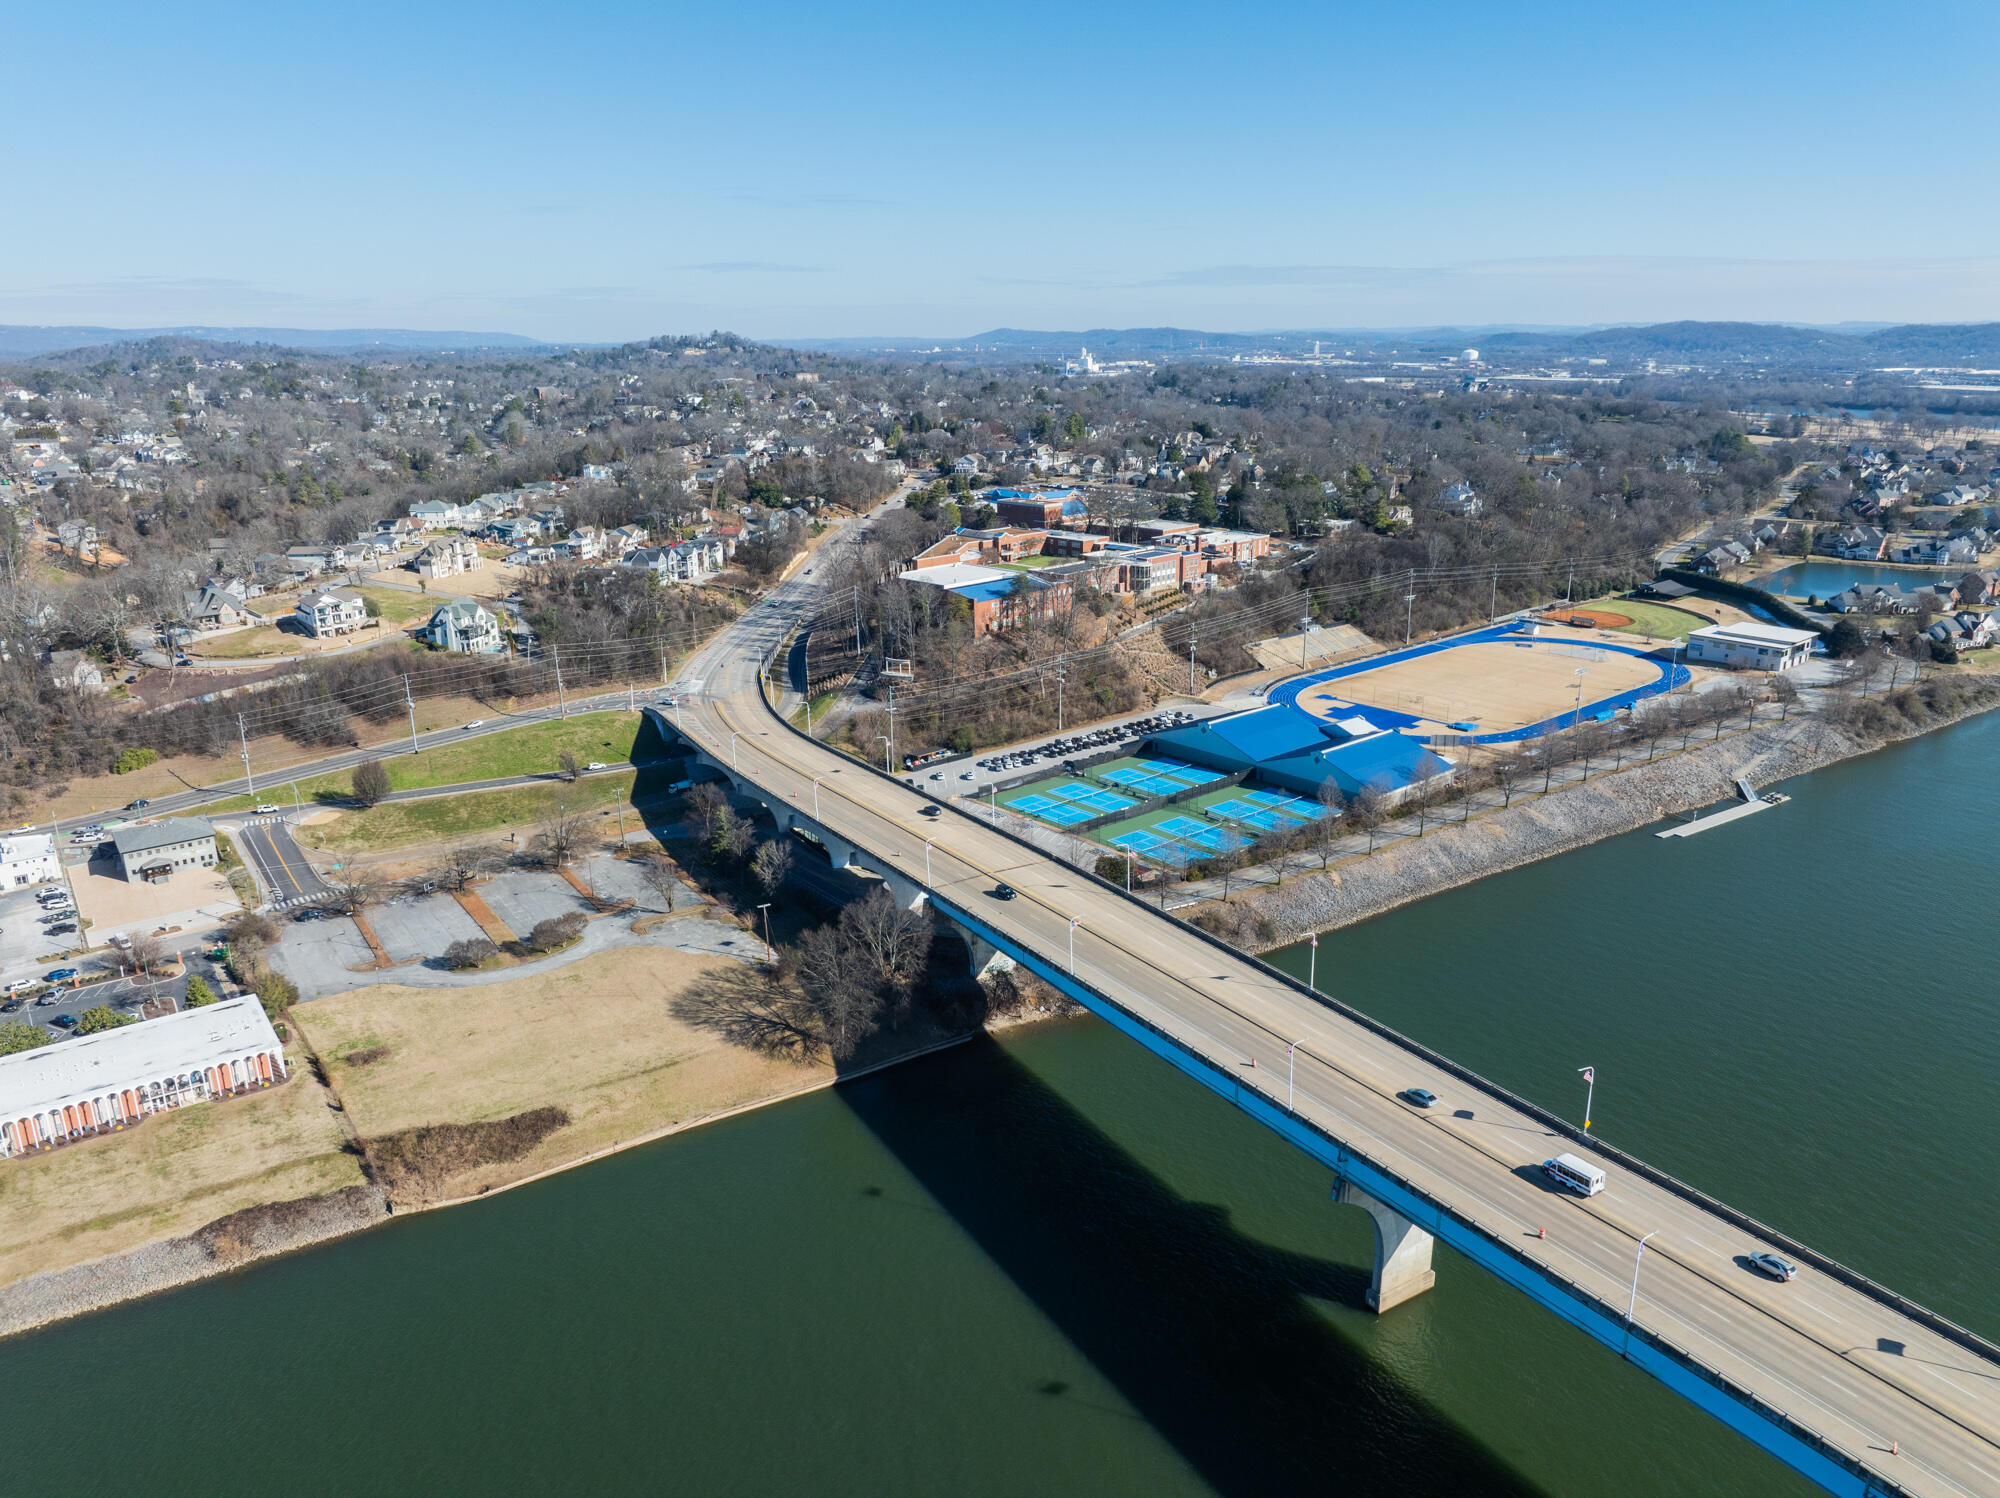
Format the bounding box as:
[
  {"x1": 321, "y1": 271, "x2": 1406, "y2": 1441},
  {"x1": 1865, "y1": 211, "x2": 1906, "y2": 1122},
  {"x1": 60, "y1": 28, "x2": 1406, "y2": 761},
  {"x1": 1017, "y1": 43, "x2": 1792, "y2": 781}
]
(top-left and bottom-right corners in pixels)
[
  {"x1": 730, "y1": 731, "x2": 740, "y2": 772},
  {"x1": 923, "y1": 840, "x2": 932, "y2": 889},
  {"x1": 1067, "y1": 916, "x2": 1080, "y2": 975},
  {"x1": 1579, "y1": 1065, "x2": 1595, "y2": 1130},
  {"x1": 812, "y1": 776, "x2": 823, "y2": 819},
  {"x1": 1625, "y1": 1229, "x2": 1659, "y2": 1356},
  {"x1": 1287, "y1": 1037, "x2": 1308, "y2": 1111}
]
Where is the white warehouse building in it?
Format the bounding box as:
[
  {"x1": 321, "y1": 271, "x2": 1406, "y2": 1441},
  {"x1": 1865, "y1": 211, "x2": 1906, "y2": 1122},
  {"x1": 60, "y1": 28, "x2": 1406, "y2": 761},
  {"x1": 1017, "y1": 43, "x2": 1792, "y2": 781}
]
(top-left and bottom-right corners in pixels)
[
  {"x1": 0, "y1": 833, "x2": 59, "y2": 889},
  {"x1": 1684, "y1": 621, "x2": 1817, "y2": 672},
  {"x1": 0, "y1": 997, "x2": 287, "y2": 1158}
]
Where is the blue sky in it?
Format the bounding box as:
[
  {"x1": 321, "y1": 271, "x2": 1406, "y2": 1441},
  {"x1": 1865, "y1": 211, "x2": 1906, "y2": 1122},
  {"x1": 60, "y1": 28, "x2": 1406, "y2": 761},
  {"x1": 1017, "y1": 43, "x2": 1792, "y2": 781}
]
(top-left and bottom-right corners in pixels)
[{"x1": 10, "y1": 0, "x2": 2000, "y2": 340}]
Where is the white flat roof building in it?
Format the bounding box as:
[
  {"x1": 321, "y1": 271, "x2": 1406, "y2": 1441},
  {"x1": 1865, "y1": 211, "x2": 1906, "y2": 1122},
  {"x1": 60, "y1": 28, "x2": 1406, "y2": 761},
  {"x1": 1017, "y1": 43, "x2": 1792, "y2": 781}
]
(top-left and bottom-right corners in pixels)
[
  {"x1": 896, "y1": 562, "x2": 1012, "y2": 590},
  {"x1": 0, "y1": 833, "x2": 58, "y2": 889},
  {"x1": 1684, "y1": 621, "x2": 1817, "y2": 672},
  {"x1": 0, "y1": 997, "x2": 288, "y2": 1158}
]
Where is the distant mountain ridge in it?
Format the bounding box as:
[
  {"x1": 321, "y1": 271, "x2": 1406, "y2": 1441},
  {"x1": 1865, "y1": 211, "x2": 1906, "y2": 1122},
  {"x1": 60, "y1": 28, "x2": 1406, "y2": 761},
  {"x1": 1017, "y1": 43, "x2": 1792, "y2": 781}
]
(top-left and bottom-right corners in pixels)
[
  {"x1": 783, "y1": 321, "x2": 2000, "y2": 369},
  {"x1": 0, "y1": 324, "x2": 548, "y2": 358}
]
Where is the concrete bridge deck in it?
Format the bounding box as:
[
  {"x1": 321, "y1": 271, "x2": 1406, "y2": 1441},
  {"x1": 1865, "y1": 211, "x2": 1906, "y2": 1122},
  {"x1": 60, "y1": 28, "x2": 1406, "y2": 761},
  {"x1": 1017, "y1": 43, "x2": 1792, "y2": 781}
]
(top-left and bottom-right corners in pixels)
[{"x1": 665, "y1": 573, "x2": 2000, "y2": 1498}]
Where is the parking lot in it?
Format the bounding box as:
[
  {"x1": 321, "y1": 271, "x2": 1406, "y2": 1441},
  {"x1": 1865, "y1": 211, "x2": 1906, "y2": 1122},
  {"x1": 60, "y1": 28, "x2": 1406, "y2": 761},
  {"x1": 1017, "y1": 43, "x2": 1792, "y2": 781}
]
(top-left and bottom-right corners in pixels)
[
  {"x1": 0, "y1": 881, "x2": 86, "y2": 990},
  {"x1": 476, "y1": 869, "x2": 592, "y2": 940},
  {"x1": 1, "y1": 951, "x2": 229, "y2": 1041}
]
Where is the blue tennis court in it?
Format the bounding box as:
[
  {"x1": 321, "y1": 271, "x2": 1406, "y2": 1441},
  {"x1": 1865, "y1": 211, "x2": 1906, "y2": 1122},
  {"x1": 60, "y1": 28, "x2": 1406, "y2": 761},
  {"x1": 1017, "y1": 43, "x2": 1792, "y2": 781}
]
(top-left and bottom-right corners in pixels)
[
  {"x1": 1155, "y1": 814, "x2": 1244, "y2": 852},
  {"x1": 1207, "y1": 797, "x2": 1287, "y2": 831},
  {"x1": 1051, "y1": 781, "x2": 1137, "y2": 814},
  {"x1": 1101, "y1": 766, "x2": 1189, "y2": 796},
  {"x1": 1143, "y1": 757, "x2": 1223, "y2": 786},
  {"x1": 1109, "y1": 827, "x2": 1194, "y2": 868},
  {"x1": 1005, "y1": 792, "x2": 1094, "y2": 826},
  {"x1": 1244, "y1": 788, "x2": 1326, "y2": 821}
]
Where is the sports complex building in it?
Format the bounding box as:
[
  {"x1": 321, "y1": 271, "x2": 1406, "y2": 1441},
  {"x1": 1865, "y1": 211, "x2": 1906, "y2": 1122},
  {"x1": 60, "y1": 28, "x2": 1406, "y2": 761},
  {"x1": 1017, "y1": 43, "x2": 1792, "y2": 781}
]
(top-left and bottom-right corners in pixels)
[{"x1": 992, "y1": 617, "x2": 1692, "y2": 870}]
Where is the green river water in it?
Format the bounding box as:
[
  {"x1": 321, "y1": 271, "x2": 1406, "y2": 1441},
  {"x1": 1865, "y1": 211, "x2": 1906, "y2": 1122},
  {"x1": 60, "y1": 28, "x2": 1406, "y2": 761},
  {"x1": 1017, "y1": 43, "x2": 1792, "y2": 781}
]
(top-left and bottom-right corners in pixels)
[{"x1": 6, "y1": 711, "x2": 1998, "y2": 1497}]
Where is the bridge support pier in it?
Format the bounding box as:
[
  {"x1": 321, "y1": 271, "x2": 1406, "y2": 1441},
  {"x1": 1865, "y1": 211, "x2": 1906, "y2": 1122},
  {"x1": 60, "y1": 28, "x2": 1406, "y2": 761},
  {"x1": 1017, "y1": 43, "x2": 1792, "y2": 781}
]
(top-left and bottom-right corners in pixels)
[
  {"x1": 958, "y1": 929, "x2": 1018, "y2": 982},
  {"x1": 1336, "y1": 1178, "x2": 1436, "y2": 1313}
]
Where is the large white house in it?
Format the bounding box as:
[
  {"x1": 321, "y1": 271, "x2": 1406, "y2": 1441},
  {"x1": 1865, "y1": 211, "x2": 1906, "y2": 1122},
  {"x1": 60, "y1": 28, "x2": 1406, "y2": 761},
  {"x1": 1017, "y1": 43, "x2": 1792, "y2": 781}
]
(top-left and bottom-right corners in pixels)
[
  {"x1": 1684, "y1": 621, "x2": 1817, "y2": 672},
  {"x1": 414, "y1": 536, "x2": 481, "y2": 579},
  {"x1": 295, "y1": 587, "x2": 368, "y2": 638},
  {"x1": 0, "y1": 833, "x2": 58, "y2": 889},
  {"x1": 420, "y1": 598, "x2": 504, "y2": 653},
  {"x1": 0, "y1": 997, "x2": 288, "y2": 1159}
]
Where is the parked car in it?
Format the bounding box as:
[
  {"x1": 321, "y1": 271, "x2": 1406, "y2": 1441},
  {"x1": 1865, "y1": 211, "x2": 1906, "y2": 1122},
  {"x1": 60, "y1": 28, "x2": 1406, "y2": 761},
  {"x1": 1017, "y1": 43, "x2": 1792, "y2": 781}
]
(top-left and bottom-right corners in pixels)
[
  {"x1": 43, "y1": 968, "x2": 77, "y2": 982},
  {"x1": 3, "y1": 979, "x2": 35, "y2": 995},
  {"x1": 293, "y1": 908, "x2": 326, "y2": 922},
  {"x1": 1746, "y1": 1251, "x2": 1797, "y2": 1282},
  {"x1": 44, "y1": 922, "x2": 76, "y2": 935},
  {"x1": 50, "y1": 1014, "x2": 77, "y2": 1030},
  {"x1": 0, "y1": 999, "x2": 21, "y2": 1013}
]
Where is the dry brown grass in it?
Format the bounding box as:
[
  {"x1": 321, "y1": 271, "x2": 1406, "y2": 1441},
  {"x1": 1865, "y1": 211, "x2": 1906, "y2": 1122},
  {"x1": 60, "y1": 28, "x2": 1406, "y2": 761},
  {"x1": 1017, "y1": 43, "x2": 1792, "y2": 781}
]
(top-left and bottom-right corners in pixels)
[
  {"x1": 363, "y1": 1107, "x2": 570, "y2": 1203},
  {"x1": 289, "y1": 946, "x2": 834, "y2": 1200},
  {"x1": 0, "y1": 1058, "x2": 362, "y2": 1289}
]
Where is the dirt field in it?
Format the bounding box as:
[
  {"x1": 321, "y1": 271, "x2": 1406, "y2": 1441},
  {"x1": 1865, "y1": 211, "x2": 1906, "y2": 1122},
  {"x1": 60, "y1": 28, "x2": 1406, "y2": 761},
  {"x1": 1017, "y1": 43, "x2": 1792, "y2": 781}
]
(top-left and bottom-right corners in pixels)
[
  {"x1": 0, "y1": 1054, "x2": 361, "y2": 1288},
  {"x1": 1298, "y1": 635, "x2": 1663, "y2": 734},
  {"x1": 364, "y1": 561, "x2": 529, "y2": 601},
  {"x1": 289, "y1": 945, "x2": 829, "y2": 1200},
  {"x1": 1542, "y1": 608, "x2": 1633, "y2": 629},
  {"x1": 69, "y1": 860, "x2": 242, "y2": 942}
]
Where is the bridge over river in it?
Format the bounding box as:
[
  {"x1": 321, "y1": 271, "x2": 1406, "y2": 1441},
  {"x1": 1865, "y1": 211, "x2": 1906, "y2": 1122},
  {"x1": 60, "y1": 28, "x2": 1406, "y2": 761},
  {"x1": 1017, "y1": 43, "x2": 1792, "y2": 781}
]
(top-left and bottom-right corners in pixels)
[{"x1": 659, "y1": 566, "x2": 2000, "y2": 1498}]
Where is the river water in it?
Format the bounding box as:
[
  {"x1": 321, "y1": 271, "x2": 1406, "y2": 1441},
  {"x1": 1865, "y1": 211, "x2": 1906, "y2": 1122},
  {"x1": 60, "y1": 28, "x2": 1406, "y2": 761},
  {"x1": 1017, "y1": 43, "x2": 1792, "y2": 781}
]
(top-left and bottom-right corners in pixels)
[{"x1": 5, "y1": 712, "x2": 1998, "y2": 1497}]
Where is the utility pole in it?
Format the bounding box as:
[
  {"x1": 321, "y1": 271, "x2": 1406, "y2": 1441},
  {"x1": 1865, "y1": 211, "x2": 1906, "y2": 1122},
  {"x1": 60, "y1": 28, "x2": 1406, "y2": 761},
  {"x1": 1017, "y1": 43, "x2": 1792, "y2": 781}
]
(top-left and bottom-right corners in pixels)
[
  {"x1": 237, "y1": 713, "x2": 255, "y2": 798},
  {"x1": 1188, "y1": 630, "x2": 1197, "y2": 694},
  {"x1": 886, "y1": 686, "x2": 896, "y2": 769},
  {"x1": 1490, "y1": 570, "x2": 1499, "y2": 622},
  {"x1": 1566, "y1": 559, "x2": 1576, "y2": 604},
  {"x1": 1055, "y1": 660, "x2": 1065, "y2": 732},
  {"x1": 1404, "y1": 570, "x2": 1417, "y2": 646},
  {"x1": 553, "y1": 644, "x2": 567, "y2": 719},
  {"x1": 403, "y1": 674, "x2": 419, "y2": 755},
  {"x1": 852, "y1": 584, "x2": 862, "y2": 656},
  {"x1": 658, "y1": 643, "x2": 668, "y2": 685}
]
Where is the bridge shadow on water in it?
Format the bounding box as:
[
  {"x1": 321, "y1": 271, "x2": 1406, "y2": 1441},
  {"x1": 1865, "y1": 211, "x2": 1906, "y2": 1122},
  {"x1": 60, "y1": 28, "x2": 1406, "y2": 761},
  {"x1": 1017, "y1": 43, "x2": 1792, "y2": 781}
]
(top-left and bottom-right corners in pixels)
[{"x1": 839, "y1": 1032, "x2": 1542, "y2": 1498}]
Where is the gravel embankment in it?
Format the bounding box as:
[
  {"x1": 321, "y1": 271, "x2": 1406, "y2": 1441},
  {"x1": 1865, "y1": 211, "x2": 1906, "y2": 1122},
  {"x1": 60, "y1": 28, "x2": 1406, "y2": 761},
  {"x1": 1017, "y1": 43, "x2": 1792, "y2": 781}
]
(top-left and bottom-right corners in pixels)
[
  {"x1": 1204, "y1": 713, "x2": 1863, "y2": 948},
  {"x1": 0, "y1": 1184, "x2": 389, "y2": 1341}
]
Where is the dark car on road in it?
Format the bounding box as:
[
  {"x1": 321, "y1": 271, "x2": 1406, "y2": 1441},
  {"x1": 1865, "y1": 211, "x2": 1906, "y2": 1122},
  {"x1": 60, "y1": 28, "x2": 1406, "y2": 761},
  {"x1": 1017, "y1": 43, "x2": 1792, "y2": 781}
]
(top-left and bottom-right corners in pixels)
[
  {"x1": 991, "y1": 883, "x2": 1017, "y2": 901},
  {"x1": 126, "y1": 798, "x2": 151, "y2": 810},
  {"x1": 50, "y1": 1014, "x2": 77, "y2": 1030}
]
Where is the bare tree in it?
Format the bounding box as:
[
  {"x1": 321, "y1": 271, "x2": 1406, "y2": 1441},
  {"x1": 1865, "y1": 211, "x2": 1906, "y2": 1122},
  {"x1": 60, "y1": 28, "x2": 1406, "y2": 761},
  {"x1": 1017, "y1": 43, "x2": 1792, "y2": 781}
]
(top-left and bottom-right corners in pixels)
[
  {"x1": 1770, "y1": 673, "x2": 1802, "y2": 721},
  {"x1": 558, "y1": 749, "x2": 581, "y2": 783},
  {"x1": 638, "y1": 854, "x2": 684, "y2": 913},
  {"x1": 352, "y1": 758, "x2": 391, "y2": 807},
  {"x1": 1312, "y1": 782, "x2": 1347, "y2": 870},
  {"x1": 1352, "y1": 785, "x2": 1388, "y2": 853},
  {"x1": 125, "y1": 929, "x2": 165, "y2": 977},
  {"x1": 322, "y1": 878, "x2": 383, "y2": 916},
  {"x1": 752, "y1": 838, "x2": 794, "y2": 896},
  {"x1": 532, "y1": 811, "x2": 591, "y2": 867},
  {"x1": 1490, "y1": 753, "x2": 1528, "y2": 807}
]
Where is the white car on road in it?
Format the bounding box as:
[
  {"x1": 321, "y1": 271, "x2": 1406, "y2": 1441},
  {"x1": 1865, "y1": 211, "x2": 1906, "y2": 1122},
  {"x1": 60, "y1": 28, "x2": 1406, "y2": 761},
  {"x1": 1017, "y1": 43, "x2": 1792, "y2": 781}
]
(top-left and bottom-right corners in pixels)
[{"x1": 253, "y1": 803, "x2": 280, "y2": 814}]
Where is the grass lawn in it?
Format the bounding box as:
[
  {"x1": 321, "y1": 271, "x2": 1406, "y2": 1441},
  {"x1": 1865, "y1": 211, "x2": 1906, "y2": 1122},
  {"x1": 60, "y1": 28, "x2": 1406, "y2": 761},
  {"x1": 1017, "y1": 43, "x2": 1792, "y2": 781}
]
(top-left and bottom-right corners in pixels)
[
  {"x1": 298, "y1": 771, "x2": 654, "y2": 854},
  {"x1": 1580, "y1": 596, "x2": 1710, "y2": 643},
  {"x1": 351, "y1": 585, "x2": 435, "y2": 625},
  {"x1": 290, "y1": 946, "x2": 829, "y2": 1201},
  {"x1": 207, "y1": 711, "x2": 648, "y2": 813},
  {"x1": 994, "y1": 553, "x2": 1067, "y2": 570},
  {"x1": 0, "y1": 1045, "x2": 361, "y2": 1290}
]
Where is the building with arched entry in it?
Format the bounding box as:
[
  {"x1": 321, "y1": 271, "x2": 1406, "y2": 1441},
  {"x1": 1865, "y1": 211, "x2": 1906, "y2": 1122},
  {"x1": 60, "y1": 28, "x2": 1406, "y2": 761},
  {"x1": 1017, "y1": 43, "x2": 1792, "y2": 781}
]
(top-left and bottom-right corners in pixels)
[{"x1": 0, "y1": 997, "x2": 287, "y2": 1159}]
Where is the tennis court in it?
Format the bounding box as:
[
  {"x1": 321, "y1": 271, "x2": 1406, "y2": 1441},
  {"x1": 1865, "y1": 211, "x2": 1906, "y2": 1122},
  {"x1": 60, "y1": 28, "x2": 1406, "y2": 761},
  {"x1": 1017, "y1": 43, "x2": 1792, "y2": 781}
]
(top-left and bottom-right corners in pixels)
[
  {"x1": 1101, "y1": 765, "x2": 1191, "y2": 796},
  {"x1": 1207, "y1": 796, "x2": 1311, "y2": 831},
  {"x1": 1004, "y1": 791, "x2": 1094, "y2": 826},
  {"x1": 1050, "y1": 781, "x2": 1137, "y2": 815},
  {"x1": 1155, "y1": 814, "x2": 1246, "y2": 853},
  {"x1": 1109, "y1": 827, "x2": 1193, "y2": 869},
  {"x1": 1144, "y1": 757, "x2": 1223, "y2": 786}
]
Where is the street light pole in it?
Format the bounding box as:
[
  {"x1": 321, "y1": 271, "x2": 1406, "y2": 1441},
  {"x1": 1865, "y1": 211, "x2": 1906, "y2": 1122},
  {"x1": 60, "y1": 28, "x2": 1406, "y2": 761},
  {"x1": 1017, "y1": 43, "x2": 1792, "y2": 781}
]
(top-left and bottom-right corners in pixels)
[
  {"x1": 877, "y1": 735, "x2": 891, "y2": 774},
  {"x1": 1308, "y1": 931, "x2": 1318, "y2": 991},
  {"x1": 1300, "y1": 616, "x2": 1310, "y2": 669},
  {"x1": 1625, "y1": 1229, "x2": 1660, "y2": 1352},
  {"x1": 1067, "y1": 916, "x2": 1079, "y2": 974},
  {"x1": 1404, "y1": 572, "x2": 1416, "y2": 645},
  {"x1": 1287, "y1": 1037, "x2": 1307, "y2": 1110},
  {"x1": 236, "y1": 713, "x2": 256, "y2": 798},
  {"x1": 730, "y1": 731, "x2": 740, "y2": 771},
  {"x1": 923, "y1": 840, "x2": 932, "y2": 888},
  {"x1": 811, "y1": 776, "x2": 822, "y2": 819}
]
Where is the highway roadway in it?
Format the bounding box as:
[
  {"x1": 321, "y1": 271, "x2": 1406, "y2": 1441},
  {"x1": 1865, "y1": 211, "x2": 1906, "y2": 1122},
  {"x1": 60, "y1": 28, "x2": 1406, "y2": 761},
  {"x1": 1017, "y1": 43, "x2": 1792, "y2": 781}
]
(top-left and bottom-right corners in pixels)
[{"x1": 671, "y1": 537, "x2": 2000, "y2": 1497}]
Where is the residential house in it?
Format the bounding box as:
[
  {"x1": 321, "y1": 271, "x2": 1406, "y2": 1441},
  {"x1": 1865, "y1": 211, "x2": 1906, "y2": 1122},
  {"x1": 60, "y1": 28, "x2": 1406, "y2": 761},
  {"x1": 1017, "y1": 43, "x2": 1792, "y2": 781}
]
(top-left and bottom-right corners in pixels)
[
  {"x1": 294, "y1": 588, "x2": 368, "y2": 638},
  {"x1": 408, "y1": 499, "x2": 466, "y2": 530},
  {"x1": 486, "y1": 517, "x2": 541, "y2": 547},
  {"x1": 553, "y1": 526, "x2": 605, "y2": 562},
  {"x1": 54, "y1": 519, "x2": 97, "y2": 556},
  {"x1": 1927, "y1": 611, "x2": 1995, "y2": 655},
  {"x1": 45, "y1": 649, "x2": 105, "y2": 692},
  {"x1": 608, "y1": 524, "x2": 649, "y2": 557},
  {"x1": 1693, "y1": 540, "x2": 1752, "y2": 575},
  {"x1": 1822, "y1": 525, "x2": 1887, "y2": 561},
  {"x1": 182, "y1": 584, "x2": 250, "y2": 630},
  {"x1": 1887, "y1": 534, "x2": 1978, "y2": 568},
  {"x1": 283, "y1": 543, "x2": 336, "y2": 580},
  {"x1": 420, "y1": 598, "x2": 504, "y2": 654},
  {"x1": 413, "y1": 536, "x2": 481, "y2": 579},
  {"x1": 1432, "y1": 481, "x2": 1481, "y2": 517},
  {"x1": 1956, "y1": 569, "x2": 2000, "y2": 607}
]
